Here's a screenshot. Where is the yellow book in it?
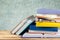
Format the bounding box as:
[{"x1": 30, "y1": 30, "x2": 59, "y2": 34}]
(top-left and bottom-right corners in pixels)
[{"x1": 36, "y1": 21, "x2": 60, "y2": 28}]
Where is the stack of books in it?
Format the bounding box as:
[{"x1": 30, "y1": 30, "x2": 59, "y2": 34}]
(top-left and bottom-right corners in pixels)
[
  {"x1": 11, "y1": 9, "x2": 60, "y2": 38},
  {"x1": 22, "y1": 21, "x2": 58, "y2": 38},
  {"x1": 22, "y1": 9, "x2": 60, "y2": 37},
  {"x1": 11, "y1": 15, "x2": 35, "y2": 35}
]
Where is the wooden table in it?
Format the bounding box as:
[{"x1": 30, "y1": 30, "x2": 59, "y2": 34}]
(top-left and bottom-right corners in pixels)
[{"x1": 0, "y1": 30, "x2": 60, "y2": 40}]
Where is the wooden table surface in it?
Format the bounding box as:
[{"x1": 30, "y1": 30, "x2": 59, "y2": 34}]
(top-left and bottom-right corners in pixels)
[{"x1": 0, "y1": 30, "x2": 60, "y2": 40}]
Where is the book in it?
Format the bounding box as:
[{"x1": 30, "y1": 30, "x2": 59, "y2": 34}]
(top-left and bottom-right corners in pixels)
[
  {"x1": 16, "y1": 19, "x2": 34, "y2": 35},
  {"x1": 29, "y1": 25, "x2": 58, "y2": 32},
  {"x1": 22, "y1": 29, "x2": 60, "y2": 38},
  {"x1": 36, "y1": 21, "x2": 60, "y2": 28},
  {"x1": 37, "y1": 9, "x2": 60, "y2": 14},
  {"x1": 22, "y1": 32, "x2": 60, "y2": 38},
  {"x1": 15, "y1": 16, "x2": 35, "y2": 35},
  {"x1": 11, "y1": 15, "x2": 35, "y2": 35},
  {"x1": 35, "y1": 14, "x2": 60, "y2": 28},
  {"x1": 22, "y1": 33, "x2": 43, "y2": 38}
]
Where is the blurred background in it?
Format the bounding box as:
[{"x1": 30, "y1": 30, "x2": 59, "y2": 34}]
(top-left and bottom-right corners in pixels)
[{"x1": 0, "y1": 0, "x2": 60, "y2": 30}]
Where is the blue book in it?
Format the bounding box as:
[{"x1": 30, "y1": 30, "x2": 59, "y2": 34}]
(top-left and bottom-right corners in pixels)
[{"x1": 29, "y1": 25, "x2": 58, "y2": 32}]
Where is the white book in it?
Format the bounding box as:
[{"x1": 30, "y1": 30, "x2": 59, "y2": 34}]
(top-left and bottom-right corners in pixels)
[
  {"x1": 22, "y1": 30, "x2": 60, "y2": 38},
  {"x1": 36, "y1": 14, "x2": 57, "y2": 18},
  {"x1": 44, "y1": 30, "x2": 60, "y2": 37},
  {"x1": 22, "y1": 33, "x2": 43, "y2": 38},
  {"x1": 11, "y1": 19, "x2": 27, "y2": 34},
  {"x1": 11, "y1": 15, "x2": 35, "y2": 34},
  {"x1": 16, "y1": 19, "x2": 34, "y2": 35},
  {"x1": 29, "y1": 30, "x2": 57, "y2": 35},
  {"x1": 29, "y1": 30, "x2": 57, "y2": 33}
]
